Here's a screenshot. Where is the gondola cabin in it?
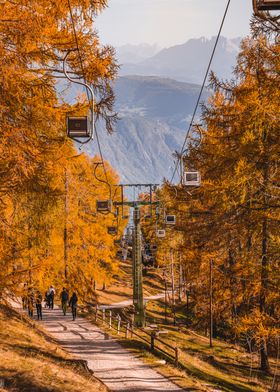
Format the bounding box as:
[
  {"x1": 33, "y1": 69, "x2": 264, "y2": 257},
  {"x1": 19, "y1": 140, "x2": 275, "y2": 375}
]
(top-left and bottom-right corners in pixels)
[
  {"x1": 157, "y1": 229, "x2": 166, "y2": 238},
  {"x1": 96, "y1": 200, "x2": 111, "y2": 212},
  {"x1": 165, "y1": 215, "x2": 176, "y2": 225},
  {"x1": 184, "y1": 171, "x2": 201, "y2": 187},
  {"x1": 254, "y1": 0, "x2": 280, "y2": 10},
  {"x1": 67, "y1": 116, "x2": 90, "y2": 138},
  {"x1": 107, "y1": 226, "x2": 118, "y2": 235}
]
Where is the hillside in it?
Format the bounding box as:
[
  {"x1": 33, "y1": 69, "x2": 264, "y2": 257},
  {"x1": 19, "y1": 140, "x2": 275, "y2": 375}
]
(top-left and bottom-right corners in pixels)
[
  {"x1": 0, "y1": 304, "x2": 108, "y2": 392},
  {"x1": 85, "y1": 75, "x2": 208, "y2": 183},
  {"x1": 119, "y1": 36, "x2": 241, "y2": 83},
  {"x1": 93, "y1": 262, "x2": 276, "y2": 392}
]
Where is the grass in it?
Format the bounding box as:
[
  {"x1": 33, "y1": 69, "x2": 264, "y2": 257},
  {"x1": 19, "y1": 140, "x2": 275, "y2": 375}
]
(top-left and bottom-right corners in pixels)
[
  {"x1": 0, "y1": 303, "x2": 108, "y2": 392},
  {"x1": 90, "y1": 260, "x2": 276, "y2": 392}
]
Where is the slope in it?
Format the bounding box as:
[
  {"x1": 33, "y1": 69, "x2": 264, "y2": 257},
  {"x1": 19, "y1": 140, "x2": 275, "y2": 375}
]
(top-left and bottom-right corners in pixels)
[
  {"x1": 93, "y1": 262, "x2": 276, "y2": 392},
  {"x1": 85, "y1": 75, "x2": 208, "y2": 183},
  {"x1": 0, "y1": 304, "x2": 108, "y2": 392}
]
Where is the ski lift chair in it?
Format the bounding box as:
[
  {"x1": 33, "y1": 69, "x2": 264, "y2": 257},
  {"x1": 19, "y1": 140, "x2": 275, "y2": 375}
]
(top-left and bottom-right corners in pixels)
[
  {"x1": 253, "y1": 0, "x2": 280, "y2": 11},
  {"x1": 156, "y1": 229, "x2": 166, "y2": 238},
  {"x1": 184, "y1": 171, "x2": 201, "y2": 187},
  {"x1": 67, "y1": 116, "x2": 90, "y2": 139},
  {"x1": 63, "y1": 51, "x2": 94, "y2": 143},
  {"x1": 96, "y1": 200, "x2": 112, "y2": 213},
  {"x1": 107, "y1": 226, "x2": 118, "y2": 236},
  {"x1": 165, "y1": 215, "x2": 176, "y2": 225}
]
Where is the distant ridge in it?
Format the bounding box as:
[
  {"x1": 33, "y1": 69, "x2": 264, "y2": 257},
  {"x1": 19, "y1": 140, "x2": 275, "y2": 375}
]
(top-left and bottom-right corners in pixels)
[
  {"x1": 118, "y1": 36, "x2": 241, "y2": 83},
  {"x1": 85, "y1": 76, "x2": 209, "y2": 183}
]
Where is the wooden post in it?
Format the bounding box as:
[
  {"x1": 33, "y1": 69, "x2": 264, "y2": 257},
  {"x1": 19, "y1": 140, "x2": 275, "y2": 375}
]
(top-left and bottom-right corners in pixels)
[
  {"x1": 117, "y1": 314, "x2": 121, "y2": 335},
  {"x1": 109, "y1": 310, "x2": 112, "y2": 329},
  {"x1": 163, "y1": 269, "x2": 168, "y2": 324},
  {"x1": 171, "y1": 250, "x2": 176, "y2": 326},
  {"x1": 130, "y1": 313, "x2": 135, "y2": 337},
  {"x1": 125, "y1": 322, "x2": 130, "y2": 339},
  {"x1": 179, "y1": 254, "x2": 183, "y2": 302},
  {"x1": 170, "y1": 250, "x2": 175, "y2": 306},
  {"x1": 95, "y1": 307, "x2": 98, "y2": 322},
  {"x1": 151, "y1": 331, "x2": 156, "y2": 351},
  {"x1": 209, "y1": 259, "x2": 213, "y2": 348},
  {"x1": 102, "y1": 308, "x2": 105, "y2": 323}
]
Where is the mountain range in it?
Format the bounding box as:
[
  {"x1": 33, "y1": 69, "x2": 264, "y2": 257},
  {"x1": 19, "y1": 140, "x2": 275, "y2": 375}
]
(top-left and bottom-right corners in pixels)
[
  {"x1": 118, "y1": 36, "x2": 241, "y2": 83},
  {"x1": 85, "y1": 75, "x2": 208, "y2": 183},
  {"x1": 81, "y1": 37, "x2": 242, "y2": 183}
]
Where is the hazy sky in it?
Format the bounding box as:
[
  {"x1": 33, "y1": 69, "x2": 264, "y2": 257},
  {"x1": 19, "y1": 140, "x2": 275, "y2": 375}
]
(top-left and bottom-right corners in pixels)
[{"x1": 95, "y1": 0, "x2": 253, "y2": 47}]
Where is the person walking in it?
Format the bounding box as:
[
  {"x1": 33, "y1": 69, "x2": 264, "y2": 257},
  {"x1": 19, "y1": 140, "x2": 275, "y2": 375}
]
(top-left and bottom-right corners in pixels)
[
  {"x1": 49, "y1": 286, "x2": 55, "y2": 309},
  {"x1": 27, "y1": 287, "x2": 34, "y2": 318},
  {"x1": 35, "y1": 290, "x2": 43, "y2": 320},
  {"x1": 60, "y1": 287, "x2": 69, "y2": 316},
  {"x1": 44, "y1": 290, "x2": 50, "y2": 308},
  {"x1": 69, "y1": 292, "x2": 78, "y2": 321}
]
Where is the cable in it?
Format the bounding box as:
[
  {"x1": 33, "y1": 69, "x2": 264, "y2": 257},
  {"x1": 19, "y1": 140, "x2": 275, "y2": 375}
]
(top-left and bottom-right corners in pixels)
[
  {"x1": 67, "y1": 0, "x2": 109, "y2": 183},
  {"x1": 170, "y1": 0, "x2": 232, "y2": 183},
  {"x1": 67, "y1": 0, "x2": 90, "y2": 103},
  {"x1": 94, "y1": 121, "x2": 109, "y2": 184}
]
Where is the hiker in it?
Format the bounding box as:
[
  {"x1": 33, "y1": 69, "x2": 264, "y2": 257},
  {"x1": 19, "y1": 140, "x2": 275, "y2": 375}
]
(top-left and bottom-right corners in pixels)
[
  {"x1": 22, "y1": 283, "x2": 27, "y2": 310},
  {"x1": 44, "y1": 290, "x2": 50, "y2": 308},
  {"x1": 49, "y1": 285, "x2": 55, "y2": 309},
  {"x1": 35, "y1": 290, "x2": 43, "y2": 320},
  {"x1": 69, "y1": 292, "x2": 78, "y2": 321},
  {"x1": 27, "y1": 287, "x2": 34, "y2": 318},
  {"x1": 60, "y1": 287, "x2": 69, "y2": 316}
]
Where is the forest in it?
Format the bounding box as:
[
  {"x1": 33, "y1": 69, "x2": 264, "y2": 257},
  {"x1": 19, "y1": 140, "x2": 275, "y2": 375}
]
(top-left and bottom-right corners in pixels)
[{"x1": 0, "y1": 0, "x2": 279, "y2": 390}]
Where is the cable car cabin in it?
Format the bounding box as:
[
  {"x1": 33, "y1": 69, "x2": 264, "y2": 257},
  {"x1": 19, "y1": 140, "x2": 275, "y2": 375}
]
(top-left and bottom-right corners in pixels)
[
  {"x1": 157, "y1": 229, "x2": 166, "y2": 238},
  {"x1": 107, "y1": 226, "x2": 117, "y2": 235},
  {"x1": 165, "y1": 215, "x2": 176, "y2": 225},
  {"x1": 184, "y1": 171, "x2": 201, "y2": 187},
  {"x1": 67, "y1": 116, "x2": 90, "y2": 139},
  {"x1": 96, "y1": 200, "x2": 111, "y2": 212},
  {"x1": 254, "y1": 0, "x2": 280, "y2": 10}
]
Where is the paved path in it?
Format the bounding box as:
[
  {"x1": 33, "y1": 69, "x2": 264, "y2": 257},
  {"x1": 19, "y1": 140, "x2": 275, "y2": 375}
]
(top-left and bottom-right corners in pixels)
[{"x1": 41, "y1": 308, "x2": 184, "y2": 392}]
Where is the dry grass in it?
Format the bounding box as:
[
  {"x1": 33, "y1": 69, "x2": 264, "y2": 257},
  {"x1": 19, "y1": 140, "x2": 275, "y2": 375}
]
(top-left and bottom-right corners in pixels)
[
  {"x1": 0, "y1": 304, "x2": 108, "y2": 392},
  {"x1": 90, "y1": 261, "x2": 276, "y2": 392},
  {"x1": 95, "y1": 261, "x2": 163, "y2": 306},
  {"x1": 91, "y1": 313, "x2": 276, "y2": 392}
]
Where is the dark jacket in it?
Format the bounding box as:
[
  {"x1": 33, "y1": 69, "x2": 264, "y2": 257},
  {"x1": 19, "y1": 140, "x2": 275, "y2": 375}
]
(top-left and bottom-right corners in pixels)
[
  {"x1": 61, "y1": 290, "x2": 69, "y2": 302},
  {"x1": 69, "y1": 294, "x2": 78, "y2": 308}
]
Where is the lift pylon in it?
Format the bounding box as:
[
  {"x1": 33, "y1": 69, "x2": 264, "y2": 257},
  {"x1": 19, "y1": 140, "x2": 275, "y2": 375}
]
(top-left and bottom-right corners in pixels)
[{"x1": 113, "y1": 183, "x2": 159, "y2": 327}]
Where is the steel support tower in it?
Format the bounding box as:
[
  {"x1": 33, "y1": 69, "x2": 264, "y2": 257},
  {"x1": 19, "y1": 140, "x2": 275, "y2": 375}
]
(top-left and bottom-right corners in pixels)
[
  {"x1": 114, "y1": 183, "x2": 159, "y2": 328},
  {"x1": 132, "y1": 205, "x2": 145, "y2": 327}
]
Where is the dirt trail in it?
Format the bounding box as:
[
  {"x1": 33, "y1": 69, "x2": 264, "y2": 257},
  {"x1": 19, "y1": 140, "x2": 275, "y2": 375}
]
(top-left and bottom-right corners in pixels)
[
  {"x1": 99, "y1": 293, "x2": 166, "y2": 310},
  {"x1": 42, "y1": 308, "x2": 184, "y2": 392}
]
